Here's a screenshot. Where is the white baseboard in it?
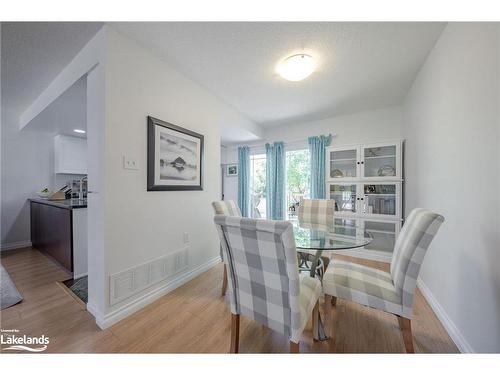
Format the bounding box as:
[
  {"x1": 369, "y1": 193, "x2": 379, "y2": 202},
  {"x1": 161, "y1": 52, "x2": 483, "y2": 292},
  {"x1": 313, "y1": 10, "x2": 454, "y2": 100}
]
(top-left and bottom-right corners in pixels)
[
  {"x1": 86, "y1": 301, "x2": 100, "y2": 318},
  {"x1": 417, "y1": 277, "x2": 474, "y2": 353},
  {"x1": 93, "y1": 256, "x2": 221, "y2": 329},
  {"x1": 0, "y1": 240, "x2": 32, "y2": 251}
]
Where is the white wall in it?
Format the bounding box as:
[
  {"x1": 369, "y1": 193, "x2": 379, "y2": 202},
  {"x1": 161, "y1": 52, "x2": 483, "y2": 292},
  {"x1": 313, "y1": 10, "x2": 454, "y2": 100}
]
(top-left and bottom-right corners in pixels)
[
  {"x1": 221, "y1": 145, "x2": 238, "y2": 203},
  {"x1": 403, "y1": 23, "x2": 500, "y2": 353},
  {"x1": 222, "y1": 106, "x2": 403, "y2": 203},
  {"x1": 100, "y1": 28, "x2": 256, "y2": 320},
  {"x1": 261, "y1": 106, "x2": 402, "y2": 146},
  {"x1": 1, "y1": 109, "x2": 53, "y2": 247}
]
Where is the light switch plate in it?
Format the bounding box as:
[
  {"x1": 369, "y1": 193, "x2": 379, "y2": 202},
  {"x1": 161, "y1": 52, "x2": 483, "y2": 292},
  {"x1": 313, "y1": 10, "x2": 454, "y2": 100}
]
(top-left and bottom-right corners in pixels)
[{"x1": 123, "y1": 156, "x2": 139, "y2": 170}]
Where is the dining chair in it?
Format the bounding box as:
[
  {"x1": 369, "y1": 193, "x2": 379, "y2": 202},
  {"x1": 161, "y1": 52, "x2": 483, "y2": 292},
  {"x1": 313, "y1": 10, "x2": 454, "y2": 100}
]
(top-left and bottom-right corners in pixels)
[
  {"x1": 322, "y1": 208, "x2": 444, "y2": 353},
  {"x1": 297, "y1": 198, "x2": 336, "y2": 275},
  {"x1": 213, "y1": 215, "x2": 322, "y2": 353},
  {"x1": 298, "y1": 198, "x2": 335, "y2": 226},
  {"x1": 212, "y1": 200, "x2": 242, "y2": 296}
]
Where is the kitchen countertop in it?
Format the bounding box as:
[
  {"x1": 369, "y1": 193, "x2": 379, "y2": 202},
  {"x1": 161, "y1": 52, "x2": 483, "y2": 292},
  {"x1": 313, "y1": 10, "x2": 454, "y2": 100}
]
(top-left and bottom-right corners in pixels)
[{"x1": 29, "y1": 198, "x2": 87, "y2": 210}]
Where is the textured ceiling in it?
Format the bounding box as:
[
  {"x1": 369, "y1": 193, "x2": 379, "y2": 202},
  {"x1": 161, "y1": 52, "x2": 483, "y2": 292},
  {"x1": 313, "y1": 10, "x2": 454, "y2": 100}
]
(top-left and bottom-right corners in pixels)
[
  {"x1": 2, "y1": 22, "x2": 445, "y2": 135},
  {"x1": 1, "y1": 22, "x2": 103, "y2": 119},
  {"x1": 111, "y1": 22, "x2": 445, "y2": 127}
]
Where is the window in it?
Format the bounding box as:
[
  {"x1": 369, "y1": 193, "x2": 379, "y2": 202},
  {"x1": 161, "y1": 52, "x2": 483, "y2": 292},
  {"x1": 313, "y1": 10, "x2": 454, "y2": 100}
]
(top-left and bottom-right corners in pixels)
[
  {"x1": 248, "y1": 148, "x2": 311, "y2": 220},
  {"x1": 286, "y1": 149, "x2": 310, "y2": 219},
  {"x1": 249, "y1": 154, "x2": 266, "y2": 218}
]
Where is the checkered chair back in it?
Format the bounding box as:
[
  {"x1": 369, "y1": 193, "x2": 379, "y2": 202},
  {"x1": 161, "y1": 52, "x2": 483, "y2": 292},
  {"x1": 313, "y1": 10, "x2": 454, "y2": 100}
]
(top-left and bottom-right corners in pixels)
[
  {"x1": 213, "y1": 215, "x2": 301, "y2": 341},
  {"x1": 298, "y1": 199, "x2": 335, "y2": 226},
  {"x1": 390, "y1": 208, "x2": 444, "y2": 316},
  {"x1": 212, "y1": 201, "x2": 242, "y2": 261},
  {"x1": 212, "y1": 200, "x2": 242, "y2": 217}
]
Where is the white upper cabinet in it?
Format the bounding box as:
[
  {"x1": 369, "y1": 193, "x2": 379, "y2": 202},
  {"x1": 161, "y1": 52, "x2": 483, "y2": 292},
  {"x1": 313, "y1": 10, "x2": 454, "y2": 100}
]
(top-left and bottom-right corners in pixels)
[
  {"x1": 361, "y1": 142, "x2": 401, "y2": 180},
  {"x1": 54, "y1": 135, "x2": 87, "y2": 175},
  {"x1": 328, "y1": 145, "x2": 359, "y2": 180},
  {"x1": 326, "y1": 141, "x2": 402, "y2": 181}
]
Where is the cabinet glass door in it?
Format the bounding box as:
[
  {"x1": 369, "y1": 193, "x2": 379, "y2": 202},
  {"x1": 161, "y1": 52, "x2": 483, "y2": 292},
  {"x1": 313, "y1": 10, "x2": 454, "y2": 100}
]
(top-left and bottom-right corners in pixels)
[
  {"x1": 363, "y1": 220, "x2": 398, "y2": 254},
  {"x1": 329, "y1": 184, "x2": 357, "y2": 214},
  {"x1": 362, "y1": 183, "x2": 398, "y2": 217},
  {"x1": 333, "y1": 217, "x2": 358, "y2": 237},
  {"x1": 329, "y1": 148, "x2": 358, "y2": 179},
  {"x1": 362, "y1": 144, "x2": 397, "y2": 178}
]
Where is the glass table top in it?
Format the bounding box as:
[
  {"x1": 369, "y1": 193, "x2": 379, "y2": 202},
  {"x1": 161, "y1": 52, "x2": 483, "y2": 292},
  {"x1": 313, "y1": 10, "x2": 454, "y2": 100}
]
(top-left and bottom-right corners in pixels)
[{"x1": 292, "y1": 219, "x2": 373, "y2": 251}]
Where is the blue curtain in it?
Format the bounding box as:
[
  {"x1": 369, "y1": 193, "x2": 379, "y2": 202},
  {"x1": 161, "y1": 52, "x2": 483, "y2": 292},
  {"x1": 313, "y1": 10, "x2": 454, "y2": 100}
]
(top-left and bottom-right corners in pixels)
[
  {"x1": 238, "y1": 146, "x2": 250, "y2": 217},
  {"x1": 308, "y1": 135, "x2": 332, "y2": 199},
  {"x1": 265, "y1": 142, "x2": 285, "y2": 220}
]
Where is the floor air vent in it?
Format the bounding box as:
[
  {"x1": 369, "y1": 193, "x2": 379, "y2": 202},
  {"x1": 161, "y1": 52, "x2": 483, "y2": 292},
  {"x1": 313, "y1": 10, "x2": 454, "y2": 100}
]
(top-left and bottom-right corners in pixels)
[{"x1": 109, "y1": 246, "x2": 189, "y2": 305}]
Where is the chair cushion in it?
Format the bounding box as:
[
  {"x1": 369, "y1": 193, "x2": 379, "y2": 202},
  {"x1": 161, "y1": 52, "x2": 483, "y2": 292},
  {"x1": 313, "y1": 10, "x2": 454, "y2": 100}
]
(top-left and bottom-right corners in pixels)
[
  {"x1": 298, "y1": 273, "x2": 322, "y2": 335},
  {"x1": 323, "y1": 259, "x2": 401, "y2": 305}
]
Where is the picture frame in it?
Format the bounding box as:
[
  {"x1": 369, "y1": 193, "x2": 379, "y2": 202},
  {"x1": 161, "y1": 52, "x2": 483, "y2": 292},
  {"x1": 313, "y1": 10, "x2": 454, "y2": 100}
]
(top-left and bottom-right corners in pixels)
[
  {"x1": 226, "y1": 164, "x2": 238, "y2": 177},
  {"x1": 147, "y1": 116, "x2": 204, "y2": 191}
]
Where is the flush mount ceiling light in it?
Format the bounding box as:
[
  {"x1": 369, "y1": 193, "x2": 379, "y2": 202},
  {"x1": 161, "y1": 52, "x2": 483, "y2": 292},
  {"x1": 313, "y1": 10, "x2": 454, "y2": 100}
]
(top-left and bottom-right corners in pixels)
[
  {"x1": 73, "y1": 129, "x2": 86, "y2": 134},
  {"x1": 277, "y1": 54, "x2": 315, "y2": 82}
]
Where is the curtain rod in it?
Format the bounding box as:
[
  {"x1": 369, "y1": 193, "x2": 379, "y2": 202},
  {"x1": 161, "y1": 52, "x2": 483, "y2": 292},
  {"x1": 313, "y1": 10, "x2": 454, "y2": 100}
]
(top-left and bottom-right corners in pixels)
[{"x1": 225, "y1": 134, "x2": 337, "y2": 149}]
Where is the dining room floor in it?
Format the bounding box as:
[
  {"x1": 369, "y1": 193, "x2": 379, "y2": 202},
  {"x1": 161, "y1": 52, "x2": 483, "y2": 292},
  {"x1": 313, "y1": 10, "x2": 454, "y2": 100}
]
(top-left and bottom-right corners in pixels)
[{"x1": 0, "y1": 247, "x2": 459, "y2": 353}]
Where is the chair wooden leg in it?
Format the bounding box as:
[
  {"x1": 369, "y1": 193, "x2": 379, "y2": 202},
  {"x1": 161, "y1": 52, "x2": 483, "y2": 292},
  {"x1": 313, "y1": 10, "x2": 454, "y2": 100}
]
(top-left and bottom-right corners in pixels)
[
  {"x1": 221, "y1": 264, "x2": 228, "y2": 296},
  {"x1": 290, "y1": 341, "x2": 299, "y2": 353},
  {"x1": 326, "y1": 294, "x2": 339, "y2": 352},
  {"x1": 230, "y1": 313, "x2": 240, "y2": 353},
  {"x1": 312, "y1": 301, "x2": 320, "y2": 341},
  {"x1": 324, "y1": 295, "x2": 332, "y2": 337},
  {"x1": 397, "y1": 315, "x2": 415, "y2": 353}
]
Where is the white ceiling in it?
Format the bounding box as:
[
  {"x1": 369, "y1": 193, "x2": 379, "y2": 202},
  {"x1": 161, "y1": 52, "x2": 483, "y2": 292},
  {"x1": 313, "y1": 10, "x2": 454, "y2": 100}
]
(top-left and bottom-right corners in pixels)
[
  {"x1": 1, "y1": 22, "x2": 103, "y2": 120},
  {"x1": 111, "y1": 22, "x2": 446, "y2": 127},
  {"x1": 2, "y1": 22, "x2": 445, "y2": 140},
  {"x1": 22, "y1": 76, "x2": 87, "y2": 138}
]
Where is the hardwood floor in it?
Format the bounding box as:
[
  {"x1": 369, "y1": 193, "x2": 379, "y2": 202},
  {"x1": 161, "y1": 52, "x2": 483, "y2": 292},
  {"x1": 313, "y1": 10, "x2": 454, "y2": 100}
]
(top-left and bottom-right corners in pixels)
[{"x1": 0, "y1": 247, "x2": 459, "y2": 353}]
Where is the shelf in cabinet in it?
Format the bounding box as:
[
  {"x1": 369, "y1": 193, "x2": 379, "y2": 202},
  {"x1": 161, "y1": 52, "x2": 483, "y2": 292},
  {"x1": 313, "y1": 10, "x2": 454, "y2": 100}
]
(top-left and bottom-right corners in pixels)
[
  {"x1": 365, "y1": 229, "x2": 395, "y2": 235},
  {"x1": 330, "y1": 158, "x2": 357, "y2": 163},
  {"x1": 363, "y1": 155, "x2": 396, "y2": 160}
]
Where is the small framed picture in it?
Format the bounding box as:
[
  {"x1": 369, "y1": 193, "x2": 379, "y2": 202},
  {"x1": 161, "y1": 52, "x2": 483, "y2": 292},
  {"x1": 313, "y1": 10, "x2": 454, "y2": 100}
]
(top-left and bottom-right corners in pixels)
[
  {"x1": 147, "y1": 116, "x2": 204, "y2": 191},
  {"x1": 226, "y1": 164, "x2": 238, "y2": 177}
]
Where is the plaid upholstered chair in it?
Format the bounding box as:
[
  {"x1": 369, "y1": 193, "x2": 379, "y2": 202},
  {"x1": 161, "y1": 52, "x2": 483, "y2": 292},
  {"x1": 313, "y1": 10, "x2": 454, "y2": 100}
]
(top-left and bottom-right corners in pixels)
[
  {"x1": 322, "y1": 208, "x2": 444, "y2": 353},
  {"x1": 212, "y1": 200, "x2": 242, "y2": 296},
  {"x1": 213, "y1": 215, "x2": 322, "y2": 353},
  {"x1": 298, "y1": 198, "x2": 335, "y2": 226},
  {"x1": 297, "y1": 198, "x2": 336, "y2": 275}
]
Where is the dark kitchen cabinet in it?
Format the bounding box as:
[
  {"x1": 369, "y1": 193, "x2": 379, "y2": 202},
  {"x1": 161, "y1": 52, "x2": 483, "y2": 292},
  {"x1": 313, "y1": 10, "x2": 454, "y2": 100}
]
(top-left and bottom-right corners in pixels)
[{"x1": 30, "y1": 201, "x2": 73, "y2": 273}]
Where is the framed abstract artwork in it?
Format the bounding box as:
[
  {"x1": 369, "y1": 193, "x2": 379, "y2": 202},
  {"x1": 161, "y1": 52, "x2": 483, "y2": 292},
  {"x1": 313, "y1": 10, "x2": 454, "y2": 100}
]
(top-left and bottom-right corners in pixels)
[{"x1": 147, "y1": 116, "x2": 204, "y2": 191}]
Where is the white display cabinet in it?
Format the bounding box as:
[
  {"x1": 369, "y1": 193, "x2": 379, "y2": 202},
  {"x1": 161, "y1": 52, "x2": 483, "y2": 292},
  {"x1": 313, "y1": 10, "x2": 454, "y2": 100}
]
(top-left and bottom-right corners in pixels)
[
  {"x1": 328, "y1": 145, "x2": 360, "y2": 179},
  {"x1": 326, "y1": 141, "x2": 402, "y2": 181},
  {"x1": 361, "y1": 219, "x2": 401, "y2": 255},
  {"x1": 327, "y1": 182, "x2": 401, "y2": 220},
  {"x1": 331, "y1": 218, "x2": 401, "y2": 262},
  {"x1": 326, "y1": 140, "x2": 404, "y2": 262},
  {"x1": 328, "y1": 183, "x2": 359, "y2": 215}
]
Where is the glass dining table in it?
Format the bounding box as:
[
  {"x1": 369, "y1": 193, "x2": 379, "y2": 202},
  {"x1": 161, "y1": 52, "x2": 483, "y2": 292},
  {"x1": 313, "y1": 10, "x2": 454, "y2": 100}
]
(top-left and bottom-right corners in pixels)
[
  {"x1": 292, "y1": 219, "x2": 373, "y2": 278},
  {"x1": 291, "y1": 218, "x2": 373, "y2": 341}
]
